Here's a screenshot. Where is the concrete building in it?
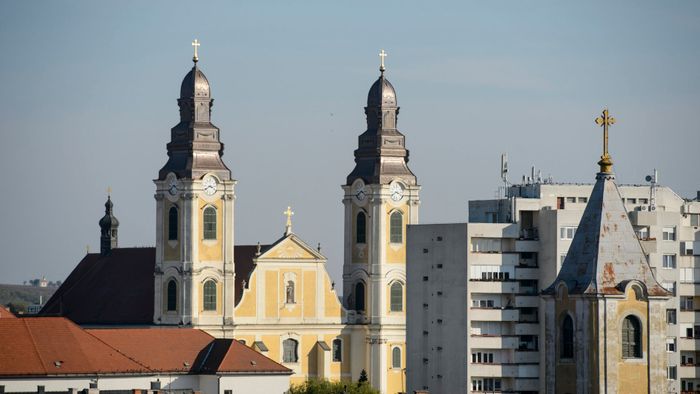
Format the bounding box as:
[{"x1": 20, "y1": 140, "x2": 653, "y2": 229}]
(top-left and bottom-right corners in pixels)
[{"x1": 407, "y1": 124, "x2": 700, "y2": 393}]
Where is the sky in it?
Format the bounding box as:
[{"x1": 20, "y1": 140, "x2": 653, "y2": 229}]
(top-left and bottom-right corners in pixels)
[{"x1": 0, "y1": 1, "x2": 698, "y2": 288}]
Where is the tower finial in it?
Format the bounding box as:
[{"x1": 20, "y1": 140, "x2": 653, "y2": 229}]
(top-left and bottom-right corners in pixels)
[
  {"x1": 594, "y1": 108, "x2": 616, "y2": 173},
  {"x1": 107, "y1": 186, "x2": 112, "y2": 197},
  {"x1": 379, "y1": 49, "x2": 387, "y2": 74},
  {"x1": 283, "y1": 206, "x2": 294, "y2": 235},
  {"x1": 192, "y1": 39, "x2": 200, "y2": 64}
]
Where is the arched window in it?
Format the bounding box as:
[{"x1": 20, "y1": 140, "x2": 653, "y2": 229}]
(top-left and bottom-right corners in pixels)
[
  {"x1": 355, "y1": 282, "x2": 365, "y2": 312},
  {"x1": 561, "y1": 315, "x2": 574, "y2": 358},
  {"x1": 203, "y1": 207, "x2": 217, "y2": 240},
  {"x1": 285, "y1": 280, "x2": 295, "y2": 304},
  {"x1": 203, "y1": 280, "x2": 217, "y2": 311},
  {"x1": 390, "y1": 211, "x2": 403, "y2": 243},
  {"x1": 392, "y1": 346, "x2": 401, "y2": 369},
  {"x1": 622, "y1": 315, "x2": 642, "y2": 358},
  {"x1": 390, "y1": 282, "x2": 403, "y2": 312},
  {"x1": 167, "y1": 279, "x2": 177, "y2": 312},
  {"x1": 356, "y1": 212, "x2": 367, "y2": 244},
  {"x1": 168, "y1": 207, "x2": 178, "y2": 241},
  {"x1": 283, "y1": 339, "x2": 298, "y2": 363},
  {"x1": 332, "y1": 338, "x2": 342, "y2": 362}
]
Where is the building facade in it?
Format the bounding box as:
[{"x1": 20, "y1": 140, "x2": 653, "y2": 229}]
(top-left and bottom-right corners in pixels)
[{"x1": 407, "y1": 124, "x2": 700, "y2": 393}]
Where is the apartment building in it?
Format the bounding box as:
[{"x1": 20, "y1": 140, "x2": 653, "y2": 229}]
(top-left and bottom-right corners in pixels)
[{"x1": 407, "y1": 180, "x2": 700, "y2": 394}]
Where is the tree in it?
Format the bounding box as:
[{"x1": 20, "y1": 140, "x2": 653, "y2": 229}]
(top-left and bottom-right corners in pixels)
[
  {"x1": 289, "y1": 379, "x2": 378, "y2": 394},
  {"x1": 358, "y1": 369, "x2": 368, "y2": 384}
]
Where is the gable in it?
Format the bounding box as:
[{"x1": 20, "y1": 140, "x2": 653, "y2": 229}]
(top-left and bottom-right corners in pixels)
[{"x1": 257, "y1": 235, "x2": 325, "y2": 262}]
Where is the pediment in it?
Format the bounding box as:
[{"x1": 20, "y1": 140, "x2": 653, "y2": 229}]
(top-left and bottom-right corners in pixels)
[{"x1": 257, "y1": 234, "x2": 325, "y2": 261}]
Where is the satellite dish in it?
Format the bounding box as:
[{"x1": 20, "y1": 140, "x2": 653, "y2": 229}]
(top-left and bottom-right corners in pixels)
[{"x1": 645, "y1": 175, "x2": 652, "y2": 182}]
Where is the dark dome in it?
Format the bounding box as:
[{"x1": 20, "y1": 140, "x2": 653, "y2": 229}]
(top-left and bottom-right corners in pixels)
[
  {"x1": 180, "y1": 66, "x2": 210, "y2": 99},
  {"x1": 367, "y1": 76, "x2": 397, "y2": 107}
]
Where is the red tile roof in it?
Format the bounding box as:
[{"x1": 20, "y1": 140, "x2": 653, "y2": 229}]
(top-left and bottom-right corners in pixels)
[
  {"x1": 0, "y1": 305, "x2": 16, "y2": 318},
  {"x1": 198, "y1": 338, "x2": 291, "y2": 374},
  {"x1": 0, "y1": 317, "x2": 148, "y2": 377}
]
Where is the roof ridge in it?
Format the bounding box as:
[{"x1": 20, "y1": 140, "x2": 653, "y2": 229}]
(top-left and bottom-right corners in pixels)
[{"x1": 22, "y1": 319, "x2": 48, "y2": 375}]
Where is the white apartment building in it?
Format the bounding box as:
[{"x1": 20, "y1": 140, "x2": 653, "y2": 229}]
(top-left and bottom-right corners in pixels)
[{"x1": 407, "y1": 180, "x2": 700, "y2": 394}]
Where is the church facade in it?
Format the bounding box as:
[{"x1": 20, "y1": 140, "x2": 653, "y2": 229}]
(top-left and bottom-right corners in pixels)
[{"x1": 43, "y1": 45, "x2": 416, "y2": 394}]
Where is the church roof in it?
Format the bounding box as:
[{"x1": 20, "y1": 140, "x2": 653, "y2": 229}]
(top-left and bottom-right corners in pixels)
[
  {"x1": 40, "y1": 247, "x2": 155, "y2": 324},
  {"x1": 40, "y1": 245, "x2": 264, "y2": 324},
  {"x1": 543, "y1": 111, "x2": 669, "y2": 297},
  {"x1": 0, "y1": 305, "x2": 16, "y2": 319}
]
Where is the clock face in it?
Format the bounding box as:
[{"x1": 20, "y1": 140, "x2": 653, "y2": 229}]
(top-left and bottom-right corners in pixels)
[
  {"x1": 389, "y1": 182, "x2": 404, "y2": 202},
  {"x1": 168, "y1": 179, "x2": 179, "y2": 196},
  {"x1": 202, "y1": 177, "x2": 217, "y2": 196},
  {"x1": 355, "y1": 189, "x2": 366, "y2": 201}
]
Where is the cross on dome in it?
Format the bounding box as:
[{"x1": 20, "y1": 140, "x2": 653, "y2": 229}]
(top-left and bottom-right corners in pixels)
[
  {"x1": 192, "y1": 39, "x2": 200, "y2": 63},
  {"x1": 379, "y1": 49, "x2": 387, "y2": 73},
  {"x1": 594, "y1": 108, "x2": 616, "y2": 173}
]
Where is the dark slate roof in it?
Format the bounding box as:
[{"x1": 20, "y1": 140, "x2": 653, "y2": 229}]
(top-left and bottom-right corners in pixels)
[
  {"x1": 40, "y1": 248, "x2": 156, "y2": 324},
  {"x1": 41, "y1": 245, "x2": 264, "y2": 325},
  {"x1": 543, "y1": 172, "x2": 670, "y2": 297}
]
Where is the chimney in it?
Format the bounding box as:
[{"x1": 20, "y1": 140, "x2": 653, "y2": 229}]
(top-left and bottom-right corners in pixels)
[{"x1": 697, "y1": 190, "x2": 700, "y2": 201}]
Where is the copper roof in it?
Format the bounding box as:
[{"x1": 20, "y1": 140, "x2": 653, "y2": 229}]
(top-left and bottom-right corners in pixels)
[{"x1": 0, "y1": 305, "x2": 16, "y2": 319}]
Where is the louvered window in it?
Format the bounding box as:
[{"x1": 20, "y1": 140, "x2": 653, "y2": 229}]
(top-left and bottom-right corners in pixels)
[{"x1": 622, "y1": 316, "x2": 642, "y2": 358}]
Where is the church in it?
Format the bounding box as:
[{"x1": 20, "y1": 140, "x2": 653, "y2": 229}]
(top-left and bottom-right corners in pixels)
[{"x1": 41, "y1": 43, "x2": 417, "y2": 394}]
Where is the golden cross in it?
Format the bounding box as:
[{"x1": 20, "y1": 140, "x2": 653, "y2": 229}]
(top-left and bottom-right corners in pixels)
[
  {"x1": 283, "y1": 206, "x2": 294, "y2": 235},
  {"x1": 379, "y1": 49, "x2": 387, "y2": 72},
  {"x1": 107, "y1": 186, "x2": 112, "y2": 196},
  {"x1": 192, "y1": 39, "x2": 200, "y2": 62},
  {"x1": 594, "y1": 109, "x2": 616, "y2": 173}
]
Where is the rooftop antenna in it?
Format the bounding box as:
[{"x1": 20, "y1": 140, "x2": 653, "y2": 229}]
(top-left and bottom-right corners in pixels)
[
  {"x1": 645, "y1": 169, "x2": 658, "y2": 211},
  {"x1": 500, "y1": 153, "x2": 509, "y2": 197}
]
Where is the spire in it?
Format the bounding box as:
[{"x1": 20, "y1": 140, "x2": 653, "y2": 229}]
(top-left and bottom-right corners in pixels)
[
  {"x1": 158, "y1": 40, "x2": 231, "y2": 181},
  {"x1": 543, "y1": 111, "x2": 669, "y2": 297},
  {"x1": 99, "y1": 192, "x2": 119, "y2": 256},
  {"x1": 346, "y1": 50, "x2": 416, "y2": 186}
]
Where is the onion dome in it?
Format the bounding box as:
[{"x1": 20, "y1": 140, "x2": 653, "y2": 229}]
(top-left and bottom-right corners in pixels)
[
  {"x1": 180, "y1": 66, "x2": 210, "y2": 99},
  {"x1": 367, "y1": 74, "x2": 397, "y2": 108},
  {"x1": 99, "y1": 196, "x2": 119, "y2": 230}
]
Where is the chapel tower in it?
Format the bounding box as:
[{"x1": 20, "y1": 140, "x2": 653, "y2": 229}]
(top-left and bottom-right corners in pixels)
[
  {"x1": 541, "y1": 110, "x2": 670, "y2": 393},
  {"x1": 342, "y1": 51, "x2": 420, "y2": 393},
  {"x1": 99, "y1": 194, "x2": 119, "y2": 256},
  {"x1": 153, "y1": 41, "x2": 236, "y2": 332}
]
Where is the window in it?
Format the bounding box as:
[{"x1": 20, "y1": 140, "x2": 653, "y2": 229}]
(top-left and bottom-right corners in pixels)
[
  {"x1": 663, "y1": 281, "x2": 676, "y2": 296},
  {"x1": 167, "y1": 279, "x2": 177, "y2": 312},
  {"x1": 634, "y1": 226, "x2": 649, "y2": 240},
  {"x1": 667, "y1": 337, "x2": 676, "y2": 352},
  {"x1": 663, "y1": 227, "x2": 676, "y2": 241},
  {"x1": 390, "y1": 212, "x2": 403, "y2": 243},
  {"x1": 682, "y1": 297, "x2": 694, "y2": 311},
  {"x1": 663, "y1": 254, "x2": 677, "y2": 269},
  {"x1": 560, "y1": 226, "x2": 577, "y2": 240},
  {"x1": 283, "y1": 339, "x2": 298, "y2": 363},
  {"x1": 355, "y1": 282, "x2": 365, "y2": 311},
  {"x1": 471, "y1": 238, "x2": 502, "y2": 252},
  {"x1": 667, "y1": 309, "x2": 677, "y2": 324},
  {"x1": 390, "y1": 282, "x2": 403, "y2": 312},
  {"x1": 391, "y1": 346, "x2": 401, "y2": 369},
  {"x1": 470, "y1": 265, "x2": 513, "y2": 281},
  {"x1": 566, "y1": 197, "x2": 576, "y2": 203},
  {"x1": 471, "y1": 352, "x2": 494, "y2": 363},
  {"x1": 668, "y1": 366, "x2": 677, "y2": 380},
  {"x1": 692, "y1": 214, "x2": 700, "y2": 227},
  {"x1": 627, "y1": 198, "x2": 637, "y2": 204},
  {"x1": 203, "y1": 207, "x2": 217, "y2": 240},
  {"x1": 285, "y1": 280, "x2": 295, "y2": 304},
  {"x1": 332, "y1": 339, "x2": 342, "y2": 362},
  {"x1": 473, "y1": 378, "x2": 501, "y2": 391},
  {"x1": 203, "y1": 280, "x2": 217, "y2": 311},
  {"x1": 471, "y1": 299, "x2": 495, "y2": 308},
  {"x1": 356, "y1": 212, "x2": 366, "y2": 244},
  {"x1": 621, "y1": 315, "x2": 642, "y2": 358},
  {"x1": 638, "y1": 198, "x2": 649, "y2": 204},
  {"x1": 578, "y1": 197, "x2": 588, "y2": 203},
  {"x1": 168, "y1": 207, "x2": 178, "y2": 241},
  {"x1": 561, "y1": 315, "x2": 574, "y2": 359}
]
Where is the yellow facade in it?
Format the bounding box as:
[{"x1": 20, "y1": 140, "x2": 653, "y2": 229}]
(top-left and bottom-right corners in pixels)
[
  {"x1": 384, "y1": 205, "x2": 406, "y2": 263},
  {"x1": 197, "y1": 198, "x2": 223, "y2": 261}
]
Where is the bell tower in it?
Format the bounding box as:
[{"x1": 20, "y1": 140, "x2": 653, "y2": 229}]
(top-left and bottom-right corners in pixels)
[
  {"x1": 153, "y1": 41, "x2": 236, "y2": 335},
  {"x1": 342, "y1": 51, "x2": 419, "y2": 393},
  {"x1": 99, "y1": 193, "x2": 119, "y2": 256}
]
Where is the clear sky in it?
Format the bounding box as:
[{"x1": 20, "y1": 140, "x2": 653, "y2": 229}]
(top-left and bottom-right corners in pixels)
[{"x1": 0, "y1": 1, "x2": 698, "y2": 287}]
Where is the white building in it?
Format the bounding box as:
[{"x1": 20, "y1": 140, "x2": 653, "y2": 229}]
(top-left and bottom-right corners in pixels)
[{"x1": 407, "y1": 177, "x2": 700, "y2": 393}]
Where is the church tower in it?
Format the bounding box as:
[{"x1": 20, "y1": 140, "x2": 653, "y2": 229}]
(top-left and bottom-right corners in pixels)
[
  {"x1": 153, "y1": 41, "x2": 236, "y2": 333},
  {"x1": 99, "y1": 194, "x2": 119, "y2": 256},
  {"x1": 541, "y1": 110, "x2": 670, "y2": 393},
  {"x1": 343, "y1": 51, "x2": 419, "y2": 393}
]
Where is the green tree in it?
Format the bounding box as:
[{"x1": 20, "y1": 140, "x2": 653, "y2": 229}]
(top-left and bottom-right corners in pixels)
[
  {"x1": 289, "y1": 379, "x2": 378, "y2": 394},
  {"x1": 358, "y1": 369, "x2": 368, "y2": 384}
]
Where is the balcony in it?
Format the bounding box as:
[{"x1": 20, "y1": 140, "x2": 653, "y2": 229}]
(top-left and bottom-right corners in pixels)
[
  {"x1": 680, "y1": 283, "x2": 700, "y2": 296},
  {"x1": 515, "y1": 322, "x2": 540, "y2": 335},
  {"x1": 470, "y1": 335, "x2": 519, "y2": 349},
  {"x1": 639, "y1": 239, "x2": 657, "y2": 254},
  {"x1": 679, "y1": 364, "x2": 700, "y2": 379},
  {"x1": 469, "y1": 363, "x2": 538, "y2": 378},
  {"x1": 515, "y1": 267, "x2": 539, "y2": 280},
  {"x1": 514, "y1": 239, "x2": 540, "y2": 253},
  {"x1": 514, "y1": 350, "x2": 539, "y2": 363},
  {"x1": 679, "y1": 309, "x2": 700, "y2": 323},
  {"x1": 514, "y1": 378, "x2": 540, "y2": 391},
  {"x1": 470, "y1": 281, "x2": 519, "y2": 294},
  {"x1": 470, "y1": 308, "x2": 519, "y2": 322},
  {"x1": 515, "y1": 295, "x2": 539, "y2": 308}
]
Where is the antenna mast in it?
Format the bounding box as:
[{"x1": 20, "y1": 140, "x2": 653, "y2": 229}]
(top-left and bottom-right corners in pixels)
[
  {"x1": 645, "y1": 169, "x2": 658, "y2": 211},
  {"x1": 501, "y1": 153, "x2": 509, "y2": 198}
]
